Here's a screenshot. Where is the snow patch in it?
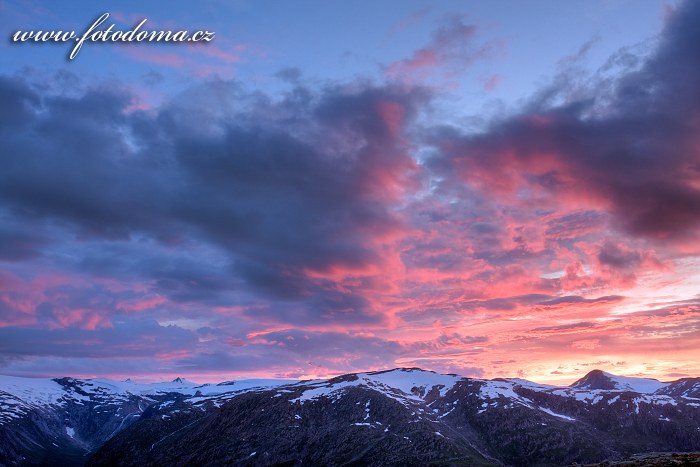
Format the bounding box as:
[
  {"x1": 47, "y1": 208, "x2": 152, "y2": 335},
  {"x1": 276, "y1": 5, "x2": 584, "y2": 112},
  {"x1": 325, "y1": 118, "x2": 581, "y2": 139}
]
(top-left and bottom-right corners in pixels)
[
  {"x1": 365, "y1": 369, "x2": 462, "y2": 399},
  {"x1": 539, "y1": 407, "x2": 576, "y2": 421},
  {"x1": 479, "y1": 380, "x2": 534, "y2": 408},
  {"x1": 0, "y1": 376, "x2": 66, "y2": 407},
  {"x1": 601, "y1": 373, "x2": 668, "y2": 394},
  {"x1": 289, "y1": 369, "x2": 463, "y2": 405}
]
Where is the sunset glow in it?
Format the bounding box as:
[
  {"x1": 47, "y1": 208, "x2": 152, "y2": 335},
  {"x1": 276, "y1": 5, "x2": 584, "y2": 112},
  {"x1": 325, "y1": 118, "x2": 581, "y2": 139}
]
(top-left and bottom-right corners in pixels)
[{"x1": 0, "y1": 0, "x2": 698, "y2": 384}]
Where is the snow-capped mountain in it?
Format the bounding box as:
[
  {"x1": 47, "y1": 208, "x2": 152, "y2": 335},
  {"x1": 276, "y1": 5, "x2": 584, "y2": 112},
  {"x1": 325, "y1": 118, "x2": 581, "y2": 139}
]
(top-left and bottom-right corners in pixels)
[
  {"x1": 570, "y1": 369, "x2": 668, "y2": 393},
  {"x1": 0, "y1": 374, "x2": 292, "y2": 465},
  {"x1": 1, "y1": 368, "x2": 699, "y2": 466},
  {"x1": 0, "y1": 374, "x2": 286, "y2": 424}
]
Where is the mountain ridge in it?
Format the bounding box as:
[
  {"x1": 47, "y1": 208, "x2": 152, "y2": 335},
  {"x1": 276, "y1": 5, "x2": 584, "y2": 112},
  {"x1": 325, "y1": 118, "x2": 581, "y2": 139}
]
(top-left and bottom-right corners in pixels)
[
  {"x1": 1, "y1": 366, "x2": 694, "y2": 391},
  {"x1": 1, "y1": 367, "x2": 699, "y2": 466}
]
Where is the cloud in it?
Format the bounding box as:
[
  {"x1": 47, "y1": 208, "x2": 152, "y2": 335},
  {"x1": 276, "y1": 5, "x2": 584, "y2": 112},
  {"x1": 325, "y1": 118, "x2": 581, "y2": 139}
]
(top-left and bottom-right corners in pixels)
[
  {"x1": 428, "y1": 1, "x2": 700, "y2": 242},
  {"x1": 385, "y1": 16, "x2": 502, "y2": 82},
  {"x1": 530, "y1": 321, "x2": 597, "y2": 333},
  {"x1": 0, "y1": 76, "x2": 39, "y2": 129},
  {"x1": 461, "y1": 294, "x2": 551, "y2": 312},
  {"x1": 536, "y1": 295, "x2": 624, "y2": 308},
  {"x1": 0, "y1": 320, "x2": 197, "y2": 359},
  {"x1": 0, "y1": 226, "x2": 45, "y2": 261},
  {"x1": 0, "y1": 74, "x2": 428, "y2": 327},
  {"x1": 544, "y1": 211, "x2": 607, "y2": 240},
  {"x1": 597, "y1": 241, "x2": 642, "y2": 269},
  {"x1": 249, "y1": 329, "x2": 405, "y2": 374},
  {"x1": 1, "y1": 2, "x2": 700, "y2": 381}
]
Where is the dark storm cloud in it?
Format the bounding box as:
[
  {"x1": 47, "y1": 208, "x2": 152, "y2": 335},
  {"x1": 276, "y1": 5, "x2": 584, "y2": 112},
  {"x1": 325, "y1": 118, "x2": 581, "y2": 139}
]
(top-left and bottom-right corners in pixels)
[
  {"x1": 597, "y1": 241, "x2": 642, "y2": 269},
  {"x1": 169, "y1": 122, "x2": 392, "y2": 297},
  {"x1": 1, "y1": 85, "x2": 163, "y2": 240},
  {"x1": 430, "y1": 1, "x2": 700, "y2": 241},
  {"x1": 0, "y1": 74, "x2": 426, "y2": 323}
]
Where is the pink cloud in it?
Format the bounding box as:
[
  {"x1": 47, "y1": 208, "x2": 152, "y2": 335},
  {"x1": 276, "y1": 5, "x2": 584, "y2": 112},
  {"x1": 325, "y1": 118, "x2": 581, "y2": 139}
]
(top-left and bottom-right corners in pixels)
[
  {"x1": 49, "y1": 309, "x2": 112, "y2": 331},
  {"x1": 117, "y1": 295, "x2": 167, "y2": 313},
  {"x1": 385, "y1": 16, "x2": 503, "y2": 84}
]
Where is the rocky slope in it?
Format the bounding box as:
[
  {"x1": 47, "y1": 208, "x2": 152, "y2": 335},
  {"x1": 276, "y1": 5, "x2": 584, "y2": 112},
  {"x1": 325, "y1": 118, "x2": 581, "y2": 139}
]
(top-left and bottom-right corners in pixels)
[
  {"x1": 1, "y1": 368, "x2": 699, "y2": 466},
  {"x1": 0, "y1": 375, "x2": 290, "y2": 465}
]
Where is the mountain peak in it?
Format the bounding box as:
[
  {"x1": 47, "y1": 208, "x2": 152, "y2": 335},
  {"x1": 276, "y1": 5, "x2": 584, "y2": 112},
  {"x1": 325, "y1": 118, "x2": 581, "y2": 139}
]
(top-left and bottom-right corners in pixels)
[
  {"x1": 171, "y1": 377, "x2": 186, "y2": 384},
  {"x1": 571, "y1": 369, "x2": 667, "y2": 393},
  {"x1": 571, "y1": 369, "x2": 617, "y2": 390},
  {"x1": 367, "y1": 367, "x2": 431, "y2": 376}
]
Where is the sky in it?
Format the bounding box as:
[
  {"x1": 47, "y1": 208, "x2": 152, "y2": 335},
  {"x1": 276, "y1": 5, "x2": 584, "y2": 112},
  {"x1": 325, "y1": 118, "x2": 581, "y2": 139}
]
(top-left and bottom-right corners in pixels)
[{"x1": 0, "y1": 0, "x2": 698, "y2": 385}]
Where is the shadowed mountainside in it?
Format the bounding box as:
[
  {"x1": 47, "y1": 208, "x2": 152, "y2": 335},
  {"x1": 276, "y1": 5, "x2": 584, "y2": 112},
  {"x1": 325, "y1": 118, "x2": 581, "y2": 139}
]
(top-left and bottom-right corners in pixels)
[{"x1": 1, "y1": 368, "x2": 699, "y2": 466}]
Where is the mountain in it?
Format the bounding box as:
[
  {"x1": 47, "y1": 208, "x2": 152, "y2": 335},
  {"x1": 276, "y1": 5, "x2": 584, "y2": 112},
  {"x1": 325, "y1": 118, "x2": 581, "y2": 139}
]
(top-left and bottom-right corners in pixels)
[
  {"x1": 570, "y1": 369, "x2": 667, "y2": 393},
  {"x1": 0, "y1": 375, "x2": 292, "y2": 466},
  {"x1": 1, "y1": 369, "x2": 698, "y2": 466}
]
